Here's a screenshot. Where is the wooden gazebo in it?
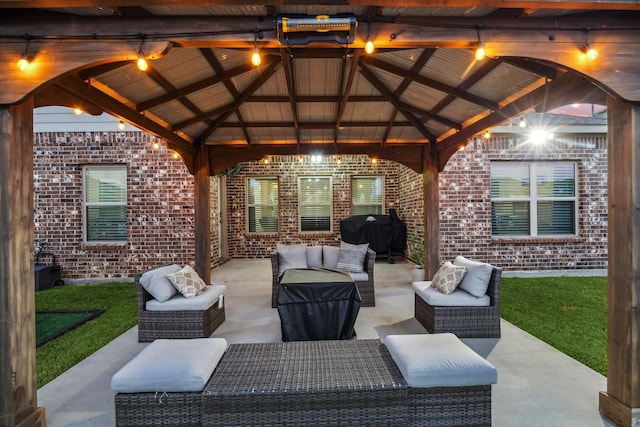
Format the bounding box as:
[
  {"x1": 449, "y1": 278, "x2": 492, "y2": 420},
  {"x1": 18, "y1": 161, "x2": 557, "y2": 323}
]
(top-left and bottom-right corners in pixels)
[{"x1": 0, "y1": 2, "x2": 639, "y2": 426}]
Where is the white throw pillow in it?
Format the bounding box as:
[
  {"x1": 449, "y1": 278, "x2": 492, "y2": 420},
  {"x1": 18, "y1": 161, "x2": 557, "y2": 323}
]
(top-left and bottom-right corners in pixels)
[
  {"x1": 432, "y1": 261, "x2": 467, "y2": 295},
  {"x1": 166, "y1": 265, "x2": 208, "y2": 298},
  {"x1": 336, "y1": 241, "x2": 369, "y2": 273},
  {"x1": 453, "y1": 255, "x2": 494, "y2": 297},
  {"x1": 277, "y1": 243, "x2": 308, "y2": 276},
  {"x1": 139, "y1": 264, "x2": 181, "y2": 302}
]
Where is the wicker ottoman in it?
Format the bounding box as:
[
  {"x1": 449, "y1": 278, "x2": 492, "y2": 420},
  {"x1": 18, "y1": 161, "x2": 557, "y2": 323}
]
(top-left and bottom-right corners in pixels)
[{"x1": 202, "y1": 340, "x2": 407, "y2": 426}]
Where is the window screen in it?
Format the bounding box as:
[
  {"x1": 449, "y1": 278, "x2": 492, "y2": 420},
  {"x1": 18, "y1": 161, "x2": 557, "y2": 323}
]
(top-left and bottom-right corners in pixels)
[
  {"x1": 299, "y1": 177, "x2": 332, "y2": 232},
  {"x1": 247, "y1": 177, "x2": 279, "y2": 233},
  {"x1": 352, "y1": 176, "x2": 383, "y2": 215},
  {"x1": 83, "y1": 165, "x2": 127, "y2": 242}
]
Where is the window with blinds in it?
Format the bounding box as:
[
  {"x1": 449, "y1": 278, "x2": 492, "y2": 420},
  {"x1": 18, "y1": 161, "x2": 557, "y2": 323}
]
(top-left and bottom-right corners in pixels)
[
  {"x1": 83, "y1": 165, "x2": 127, "y2": 242},
  {"x1": 491, "y1": 162, "x2": 577, "y2": 237},
  {"x1": 352, "y1": 176, "x2": 383, "y2": 215},
  {"x1": 299, "y1": 176, "x2": 332, "y2": 232},
  {"x1": 247, "y1": 177, "x2": 279, "y2": 233}
]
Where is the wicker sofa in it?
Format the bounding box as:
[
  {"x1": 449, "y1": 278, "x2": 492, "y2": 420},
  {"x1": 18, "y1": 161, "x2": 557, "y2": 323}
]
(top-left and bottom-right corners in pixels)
[
  {"x1": 413, "y1": 256, "x2": 502, "y2": 338},
  {"x1": 114, "y1": 337, "x2": 496, "y2": 427},
  {"x1": 136, "y1": 265, "x2": 226, "y2": 342},
  {"x1": 271, "y1": 244, "x2": 376, "y2": 307}
]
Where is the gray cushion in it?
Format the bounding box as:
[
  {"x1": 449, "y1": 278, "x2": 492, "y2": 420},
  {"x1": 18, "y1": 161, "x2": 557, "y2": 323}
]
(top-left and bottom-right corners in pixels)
[
  {"x1": 277, "y1": 244, "x2": 308, "y2": 276},
  {"x1": 348, "y1": 272, "x2": 369, "y2": 282},
  {"x1": 384, "y1": 333, "x2": 497, "y2": 388},
  {"x1": 336, "y1": 241, "x2": 369, "y2": 273},
  {"x1": 307, "y1": 246, "x2": 323, "y2": 268},
  {"x1": 146, "y1": 284, "x2": 226, "y2": 311},
  {"x1": 111, "y1": 338, "x2": 228, "y2": 393},
  {"x1": 139, "y1": 264, "x2": 181, "y2": 302},
  {"x1": 412, "y1": 281, "x2": 490, "y2": 306},
  {"x1": 322, "y1": 246, "x2": 340, "y2": 268},
  {"x1": 453, "y1": 255, "x2": 494, "y2": 297}
]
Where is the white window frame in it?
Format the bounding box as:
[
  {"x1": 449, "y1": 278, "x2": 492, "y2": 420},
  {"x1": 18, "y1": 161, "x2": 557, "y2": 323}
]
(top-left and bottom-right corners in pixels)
[
  {"x1": 246, "y1": 176, "x2": 279, "y2": 234},
  {"x1": 298, "y1": 176, "x2": 333, "y2": 233},
  {"x1": 82, "y1": 165, "x2": 128, "y2": 243},
  {"x1": 352, "y1": 175, "x2": 384, "y2": 215},
  {"x1": 491, "y1": 161, "x2": 578, "y2": 237}
]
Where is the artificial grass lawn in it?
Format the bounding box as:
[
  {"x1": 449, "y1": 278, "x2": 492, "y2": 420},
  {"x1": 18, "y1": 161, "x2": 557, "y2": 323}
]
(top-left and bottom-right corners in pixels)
[
  {"x1": 35, "y1": 282, "x2": 137, "y2": 387},
  {"x1": 500, "y1": 276, "x2": 607, "y2": 376}
]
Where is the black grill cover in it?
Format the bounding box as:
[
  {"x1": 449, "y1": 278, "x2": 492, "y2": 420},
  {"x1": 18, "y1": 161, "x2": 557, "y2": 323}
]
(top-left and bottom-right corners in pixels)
[
  {"x1": 278, "y1": 269, "x2": 361, "y2": 342},
  {"x1": 340, "y1": 211, "x2": 407, "y2": 255}
]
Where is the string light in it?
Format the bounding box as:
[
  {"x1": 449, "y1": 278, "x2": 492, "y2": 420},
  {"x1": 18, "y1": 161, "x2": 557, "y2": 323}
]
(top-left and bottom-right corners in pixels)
[
  {"x1": 73, "y1": 108, "x2": 83, "y2": 115},
  {"x1": 483, "y1": 130, "x2": 491, "y2": 139},
  {"x1": 152, "y1": 140, "x2": 160, "y2": 150},
  {"x1": 519, "y1": 116, "x2": 527, "y2": 128},
  {"x1": 16, "y1": 36, "x2": 31, "y2": 71},
  {"x1": 118, "y1": 120, "x2": 125, "y2": 130},
  {"x1": 136, "y1": 37, "x2": 148, "y2": 71},
  {"x1": 251, "y1": 31, "x2": 261, "y2": 66},
  {"x1": 364, "y1": 20, "x2": 375, "y2": 54},
  {"x1": 582, "y1": 30, "x2": 598, "y2": 61},
  {"x1": 475, "y1": 28, "x2": 485, "y2": 61}
]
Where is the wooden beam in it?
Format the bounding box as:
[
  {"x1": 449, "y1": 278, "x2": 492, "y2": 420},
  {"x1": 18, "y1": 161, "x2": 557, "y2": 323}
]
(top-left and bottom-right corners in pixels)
[
  {"x1": 194, "y1": 145, "x2": 211, "y2": 283},
  {"x1": 423, "y1": 144, "x2": 440, "y2": 278},
  {"x1": 0, "y1": 1, "x2": 637, "y2": 12},
  {"x1": 206, "y1": 143, "x2": 426, "y2": 175},
  {"x1": 279, "y1": 47, "x2": 301, "y2": 143},
  {"x1": 599, "y1": 98, "x2": 640, "y2": 427}
]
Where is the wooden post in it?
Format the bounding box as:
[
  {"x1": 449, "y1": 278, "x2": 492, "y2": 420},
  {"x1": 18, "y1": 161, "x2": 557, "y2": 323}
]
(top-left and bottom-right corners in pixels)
[
  {"x1": 423, "y1": 144, "x2": 440, "y2": 278},
  {"x1": 0, "y1": 100, "x2": 46, "y2": 427},
  {"x1": 194, "y1": 145, "x2": 212, "y2": 283},
  {"x1": 599, "y1": 98, "x2": 640, "y2": 427}
]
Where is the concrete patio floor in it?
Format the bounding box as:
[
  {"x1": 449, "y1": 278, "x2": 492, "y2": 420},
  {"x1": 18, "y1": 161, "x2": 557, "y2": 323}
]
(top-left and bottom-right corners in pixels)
[{"x1": 38, "y1": 258, "x2": 616, "y2": 426}]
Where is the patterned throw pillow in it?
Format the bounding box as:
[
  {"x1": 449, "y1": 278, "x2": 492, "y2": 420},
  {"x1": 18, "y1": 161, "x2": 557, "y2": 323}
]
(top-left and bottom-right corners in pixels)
[
  {"x1": 166, "y1": 265, "x2": 208, "y2": 298},
  {"x1": 336, "y1": 241, "x2": 369, "y2": 273},
  {"x1": 432, "y1": 262, "x2": 467, "y2": 295}
]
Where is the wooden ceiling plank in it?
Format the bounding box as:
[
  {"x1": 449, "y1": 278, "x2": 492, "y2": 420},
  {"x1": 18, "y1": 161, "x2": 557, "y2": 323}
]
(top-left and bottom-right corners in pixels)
[
  {"x1": 136, "y1": 61, "x2": 256, "y2": 112},
  {"x1": 362, "y1": 56, "x2": 500, "y2": 112},
  {"x1": 196, "y1": 58, "x2": 282, "y2": 142},
  {"x1": 200, "y1": 48, "x2": 252, "y2": 145},
  {"x1": 358, "y1": 62, "x2": 435, "y2": 142},
  {"x1": 279, "y1": 47, "x2": 301, "y2": 143}
]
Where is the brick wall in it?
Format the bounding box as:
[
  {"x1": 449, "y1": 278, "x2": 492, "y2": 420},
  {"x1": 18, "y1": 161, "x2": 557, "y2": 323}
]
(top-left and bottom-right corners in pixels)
[
  {"x1": 33, "y1": 131, "x2": 201, "y2": 279},
  {"x1": 33, "y1": 131, "x2": 608, "y2": 280},
  {"x1": 224, "y1": 155, "x2": 401, "y2": 258}
]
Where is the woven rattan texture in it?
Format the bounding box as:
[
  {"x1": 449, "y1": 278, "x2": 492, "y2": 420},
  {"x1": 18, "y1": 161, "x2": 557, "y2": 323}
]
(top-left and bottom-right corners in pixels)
[
  {"x1": 115, "y1": 391, "x2": 201, "y2": 427},
  {"x1": 202, "y1": 339, "x2": 406, "y2": 426},
  {"x1": 414, "y1": 267, "x2": 502, "y2": 338},
  {"x1": 136, "y1": 279, "x2": 226, "y2": 342}
]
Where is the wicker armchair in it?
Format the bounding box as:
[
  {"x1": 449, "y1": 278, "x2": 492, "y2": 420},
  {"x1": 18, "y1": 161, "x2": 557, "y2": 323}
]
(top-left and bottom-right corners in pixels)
[
  {"x1": 271, "y1": 247, "x2": 376, "y2": 308},
  {"x1": 136, "y1": 275, "x2": 226, "y2": 342},
  {"x1": 414, "y1": 266, "x2": 502, "y2": 338}
]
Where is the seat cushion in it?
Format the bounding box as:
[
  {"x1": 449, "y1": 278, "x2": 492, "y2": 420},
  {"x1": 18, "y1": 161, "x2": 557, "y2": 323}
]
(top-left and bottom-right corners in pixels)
[
  {"x1": 412, "y1": 281, "x2": 489, "y2": 307},
  {"x1": 348, "y1": 271, "x2": 369, "y2": 282},
  {"x1": 277, "y1": 243, "x2": 308, "y2": 276},
  {"x1": 111, "y1": 338, "x2": 228, "y2": 393},
  {"x1": 322, "y1": 246, "x2": 340, "y2": 268},
  {"x1": 146, "y1": 284, "x2": 226, "y2": 311},
  {"x1": 336, "y1": 241, "x2": 369, "y2": 273},
  {"x1": 139, "y1": 264, "x2": 181, "y2": 302},
  {"x1": 384, "y1": 333, "x2": 497, "y2": 388},
  {"x1": 453, "y1": 255, "x2": 494, "y2": 298},
  {"x1": 306, "y1": 246, "x2": 323, "y2": 268}
]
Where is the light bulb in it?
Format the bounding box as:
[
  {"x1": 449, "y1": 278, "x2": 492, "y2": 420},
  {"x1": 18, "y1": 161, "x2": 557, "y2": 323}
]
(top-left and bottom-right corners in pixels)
[
  {"x1": 475, "y1": 46, "x2": 486, "y2": 61},
  {"x1": 251, "y1": 50, "x2": 261, "y2": 66},
  {"x1": 365, "y1": 40, "x2": 375, "y2": 54},
  {"x1": 118, "y1": 120, "x2": 125, "y2": 130},
  {"x1": 519, "y1": 117, "x2": 527, "y2": 128},
  {"x1": 483, "y1": 130, "x2": 491, "y2": 139},
  {"x1": 17, "y1": 57, "x2": 29, "y2": 71},
  {"x1": 137, "y1": 56, "x2": 148, "y2": 71},
  {"x1": 152, "y1": 141, "x2": 160, "y2": 150},
  {"x1": 584, "y1": 46, "x2": 598, "y2": 61}
]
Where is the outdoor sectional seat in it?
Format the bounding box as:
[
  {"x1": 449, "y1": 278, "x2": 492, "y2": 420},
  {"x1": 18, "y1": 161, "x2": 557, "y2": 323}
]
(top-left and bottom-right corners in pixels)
[
  {"x1": 113, "y1": 334, "x2": 497, "y2": 426},
  {"x1": 271, "y1": 243, "x2": 376, "y2": 307},
  {"x1": 413, "y1": 256, "x2": 502, "y2": 338},
  {"x1": 136, "y1": 264, "x2": 226, "y2": 342}
]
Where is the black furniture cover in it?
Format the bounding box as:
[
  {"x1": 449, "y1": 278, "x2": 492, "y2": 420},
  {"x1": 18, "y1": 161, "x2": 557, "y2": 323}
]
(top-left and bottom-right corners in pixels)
[
  {"x1": 278, "y1": 268, "x2": 361, "y2": 342},
  {"x1": 340, "y1": 210, "x2": 407, "y2": 256}
]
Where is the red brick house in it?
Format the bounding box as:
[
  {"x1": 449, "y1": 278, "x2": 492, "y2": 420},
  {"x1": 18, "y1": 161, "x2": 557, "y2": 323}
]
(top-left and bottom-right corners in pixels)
[{"x1": 34, "y1": 106, "x2": 607, "y2": 281}]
